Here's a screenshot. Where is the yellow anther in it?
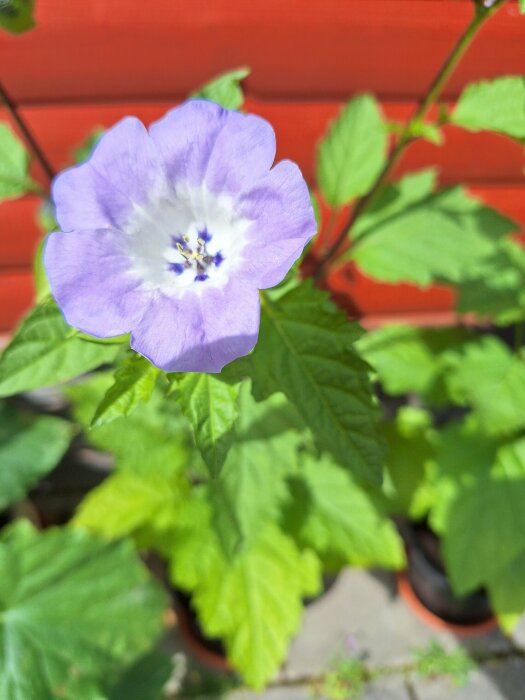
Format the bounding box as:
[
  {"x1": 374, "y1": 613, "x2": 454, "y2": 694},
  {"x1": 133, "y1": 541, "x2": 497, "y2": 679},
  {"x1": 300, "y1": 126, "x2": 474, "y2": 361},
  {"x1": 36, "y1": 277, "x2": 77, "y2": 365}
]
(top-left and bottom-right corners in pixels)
[{"x1": 197, "y1": 238, "x2": 205, "y2": 247}]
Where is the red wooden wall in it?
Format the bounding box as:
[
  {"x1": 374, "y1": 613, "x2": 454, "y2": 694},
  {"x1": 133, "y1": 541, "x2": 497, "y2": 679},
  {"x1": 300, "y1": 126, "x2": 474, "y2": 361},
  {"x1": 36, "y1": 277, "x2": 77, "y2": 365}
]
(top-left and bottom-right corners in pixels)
[{"x1": 1, "y1": 0, "x2": 524, "y2": 332}]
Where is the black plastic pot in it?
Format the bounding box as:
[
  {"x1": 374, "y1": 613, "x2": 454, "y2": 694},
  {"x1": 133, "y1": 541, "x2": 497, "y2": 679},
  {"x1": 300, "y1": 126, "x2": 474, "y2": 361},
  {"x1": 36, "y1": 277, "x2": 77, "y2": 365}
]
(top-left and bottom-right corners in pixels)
[{"x1": 398, "y1": 519, "x2": 496, "y2": 632}]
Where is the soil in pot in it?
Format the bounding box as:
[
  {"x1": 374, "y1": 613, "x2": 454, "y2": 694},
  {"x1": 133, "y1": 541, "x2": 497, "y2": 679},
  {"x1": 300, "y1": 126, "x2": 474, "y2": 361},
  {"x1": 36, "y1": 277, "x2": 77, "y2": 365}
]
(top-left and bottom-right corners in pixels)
[{"x1": 397, "y1": 519, "x2": 496, "y2": 633}]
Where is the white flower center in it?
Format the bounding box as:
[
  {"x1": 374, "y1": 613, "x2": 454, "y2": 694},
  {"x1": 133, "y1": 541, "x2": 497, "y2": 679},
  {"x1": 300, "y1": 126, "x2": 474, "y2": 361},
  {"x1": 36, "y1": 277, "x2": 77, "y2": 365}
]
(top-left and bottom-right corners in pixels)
[{"x1": 123, "y1": 182, "x2": 251, "y2": 296}]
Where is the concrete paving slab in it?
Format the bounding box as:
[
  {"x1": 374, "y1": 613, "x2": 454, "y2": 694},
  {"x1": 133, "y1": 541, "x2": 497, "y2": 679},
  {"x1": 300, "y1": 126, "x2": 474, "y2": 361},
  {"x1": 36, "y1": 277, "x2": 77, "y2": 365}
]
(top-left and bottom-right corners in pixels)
[
  {"x1": 362, "y1": 674, "x2": 411, "y2": 699},
  {"x1": 411, "y1": 658, "x2": 525, "y2": 700},
  {"x1": 281, "y1": 568, "x2": 511, "y2": 680},
  {"x1": 228, "y1": 685, "x2": 312, "y2": 700}
]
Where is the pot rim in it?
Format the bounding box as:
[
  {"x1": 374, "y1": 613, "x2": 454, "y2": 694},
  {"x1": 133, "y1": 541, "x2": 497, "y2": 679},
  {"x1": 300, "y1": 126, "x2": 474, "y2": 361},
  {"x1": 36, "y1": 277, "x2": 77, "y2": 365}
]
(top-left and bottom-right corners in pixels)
[{"x1": 397, "y1": 572, "x2": 498, "y2": 638}]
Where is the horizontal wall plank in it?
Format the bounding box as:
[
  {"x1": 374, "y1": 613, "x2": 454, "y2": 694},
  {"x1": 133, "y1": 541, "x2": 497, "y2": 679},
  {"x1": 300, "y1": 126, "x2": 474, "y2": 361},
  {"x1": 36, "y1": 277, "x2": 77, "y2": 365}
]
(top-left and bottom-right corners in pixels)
[
  {"x1": 0, "y1": 273, "x2": 34, "y2": 332},
  {"x1": 2, "y1": 1, "x2": 524, "y2": 104},
  {"x1": 2, "y1": 101, "x2": 524, "y2": 188}
]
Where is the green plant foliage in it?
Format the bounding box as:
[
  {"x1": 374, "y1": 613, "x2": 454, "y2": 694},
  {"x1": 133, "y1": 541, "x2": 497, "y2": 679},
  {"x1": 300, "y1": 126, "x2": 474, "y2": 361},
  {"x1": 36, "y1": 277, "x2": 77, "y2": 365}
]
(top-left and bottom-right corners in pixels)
[
  {"x1": 73, "y1": 128, "x2": 105, "y2": 163},
  {"x1": 413, "y1": 640, "x2": 474, "y2": 687},
  {"x1": 67, "y1": 373, "x2": 192, "y2": 474},
  {"x1": 0, "y1": 0, "x2": 34, "y2": 34},
  {"x1": 312, "y1": 657, "x2": 367, "y2": 700},
  {"x1": 173, "y1": 522, "x2": 321, "y2": 690},
  {"x1": 317, "y1": 94, "x2": 387, "y2": 207},
  {"x1": 172, "y1": 373, "x2": 242, "y2": 478},
  {"x1": 442, "y1": 437, "x2": 525, "y2": 595},
  {"x1": 192, "y1": 67, "x2": 250, "y2": 110},
  {"x1": 456, "y1": 238, "x2": 525, "y2": 324},
  {"x1": 208, "y1": 387, "x2": 309, "y2": 553},
  {"x1": 247, "y1": 282, "x2": 384, "y2": 484},
  {"x1": 350, "y1": 174, "x2": 517, "y2": 285},
  {"x1": 451, "y1": 76, "x2": 525, "y2": 139},
  {"x1": 91, "y1": 354, "x2": 159, "y2": 428},
  {"x1": 445, "y1": 336, "x2": 525, "y2": 437},
  {"x1": 0, "y1": 300, "x2": 121, "y2": 398},
  {"x1": 382, "y1": 407, "x2": 436, "y2": 518},
  {"x1": 0, "y1": 521, "x2": 167, "y2": 700},
  {"x1": 0, "y1": 122, "x2": 37, "y2": 200},
  {"x1": 520, "y1": 0, "x2": 525, "y2": 13},
  {"x1": 284, "y1": 453, "x2": 405, "y2": 570},
  {"x1": 108, "y1": 650, "x2": 175, "y2": 700},
  {"x1": 357, "y1": 323, "x2": 469, "y2": 400},
  {"x1": 489, "y1": 548, "x2": 525, "y2": 633},
  {"x1": 428, "y1": 416, "x2": 500, "y2": 533},
  {"x1": 408, "y1": 121, "x2": 444, "y2": 145},
  {"x1": 73, "y1": 454, "x2": 197, "y2": 548},
  {"x1": 33, "y1": 206, "x2": 55, "y2": 302},
  {"x1": 0, "y1": 403, "x2": 72, "y2": 511}
]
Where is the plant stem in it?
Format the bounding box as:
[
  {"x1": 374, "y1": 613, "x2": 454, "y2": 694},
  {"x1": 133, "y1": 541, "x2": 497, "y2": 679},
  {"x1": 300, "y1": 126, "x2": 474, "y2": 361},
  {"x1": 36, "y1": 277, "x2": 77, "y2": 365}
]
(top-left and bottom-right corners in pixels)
[
  {"x1": 313, "y1": 0, "x2": 507, "y2": 282},
  {"x1": 0, "y1": 81, "x2": 55, "y2": 184}
]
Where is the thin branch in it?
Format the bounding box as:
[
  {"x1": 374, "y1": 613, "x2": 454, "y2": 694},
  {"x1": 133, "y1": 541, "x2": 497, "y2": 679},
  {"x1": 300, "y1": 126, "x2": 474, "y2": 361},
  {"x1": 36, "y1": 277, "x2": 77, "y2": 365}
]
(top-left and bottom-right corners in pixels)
[{"x1": 0, "y1": 81, "x2": 55, "y2": 184}]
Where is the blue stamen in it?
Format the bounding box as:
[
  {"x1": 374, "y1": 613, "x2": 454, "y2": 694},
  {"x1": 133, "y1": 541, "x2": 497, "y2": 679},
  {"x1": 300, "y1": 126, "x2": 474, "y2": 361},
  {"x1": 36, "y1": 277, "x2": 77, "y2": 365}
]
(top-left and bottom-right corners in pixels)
[
  {"x1": 194, "y1": 274, "x2": 209, "y2": 282},
  {"x1": 198, "y1": 229, "x2": 212, "y2": 243},
  {"x1": 168, "y1": 262, "x2": 184, "y2": 275},
  {"x1": 171, "y1": 235, "x2": 187, "y2": 249},
  {"x1": 213, "y1": 252, "x2": 224, "y2": 267}
]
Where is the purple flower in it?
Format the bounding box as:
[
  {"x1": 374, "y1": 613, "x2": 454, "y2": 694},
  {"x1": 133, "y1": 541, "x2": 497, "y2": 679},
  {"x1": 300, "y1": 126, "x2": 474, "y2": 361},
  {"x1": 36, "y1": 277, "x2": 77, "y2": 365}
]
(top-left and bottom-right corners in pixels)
[{"x1": 44, "y1": 100, "x2": 316, "y2": 373}]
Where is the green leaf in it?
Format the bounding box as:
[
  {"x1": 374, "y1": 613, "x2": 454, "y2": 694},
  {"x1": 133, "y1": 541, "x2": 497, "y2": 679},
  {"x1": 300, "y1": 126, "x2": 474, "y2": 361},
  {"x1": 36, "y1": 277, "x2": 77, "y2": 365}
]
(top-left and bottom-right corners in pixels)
[
  {"x1": 108, "y1": 650, "x2": 175, "y2": 700},
  {"x1": 382, "y1": 407, "x2": 436, "y2": 517},
  {"x1": 34, "y1": 200, "x2": 57, "y2": 302},
  {"x1": 174, "y1": 523, "x2": 321, "y2": 689},
  {"x1": 0, "y1": 404, "x2": 72, "y2": 511},
  {"x1": 91, "y1": 354, "x2": 158, "y2": 428},
  {"x1": 74, "y1": 460, "x2": 192, "y2": 548},
  {"x1": 0, "y1": 299, "x2": 120, "y2": 397},
  {"x1": 351, "y1": 177, "x2": 517, "y2": 285},
  {"x1": 173, "y1": 373, "x2": 241, "y2": 477},
  {"x1": 67, "y1": 373, "x2": 191, "y2": 474},
  {"x1": 248, "y1": 282, "x2": 383, "y2": 484},
  {"x1": 73, "y1": 128, "x2": 104, "y2": 163},
  {"x1": 520, "y1": 0, "x2": 525, "y2": 13},
  {"x1": 451, "y1": 77, "x2": 525, "y2": 139},
  {"x1": 489, "y1": 548, "x2": 525, "y2": 633},
  {"x1": 445, "y1": 336, "x2": 525, "y2": 437},
  {"x1": 456, "y1": 238, "x2": 525, "y2": 324},
  {"x1": 357, "y1": 323, "x2": 469, "y2": 400},
  {"x1": 284, "y1": 454, "x2": 405, "y2": 570},
  {"x1": 209, "y1": 387, "x2": 308, "y2": 553},
  {"x1": 0, "y1": 522, "x2": 167, "y2": 700},
  {"x1": 0, "y1": 0, "x2": 34, "y2": 34},
  {"x1": 192, "y1": 67, "x2": 250, "y2": 110},
  {"x1": 442, "y1": 437, "x2": 525, "y2": 595},
  {"x1": 428, "y1": 417, "x2": 500, "y2": 534},
  {"x1": 317, "y1": 94, "x2": 387, "y2": 207},
  {"x1": 0, "y1": 122, "x2": 37, "y2": 200}
]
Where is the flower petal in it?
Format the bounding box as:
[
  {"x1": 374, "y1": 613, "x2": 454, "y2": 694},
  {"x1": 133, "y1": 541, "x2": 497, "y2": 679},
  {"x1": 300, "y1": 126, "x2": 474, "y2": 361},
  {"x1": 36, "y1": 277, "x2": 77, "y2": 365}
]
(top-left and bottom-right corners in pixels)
[
  {"x1": 149, "y1": 100, "x2": 276, "y2": 195},
  {"x1": 44, "y1": 228, "x2": 149, "y2": 337},
  {"x1": 237, "y1": 160, "x2": 317, "y2": 288},
  {"x1": 52, "y1": 117, "x2": 165, "y2": 232},
  {"x1": 130, "y1": 278, "x2": 260, "y2": 372}
]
